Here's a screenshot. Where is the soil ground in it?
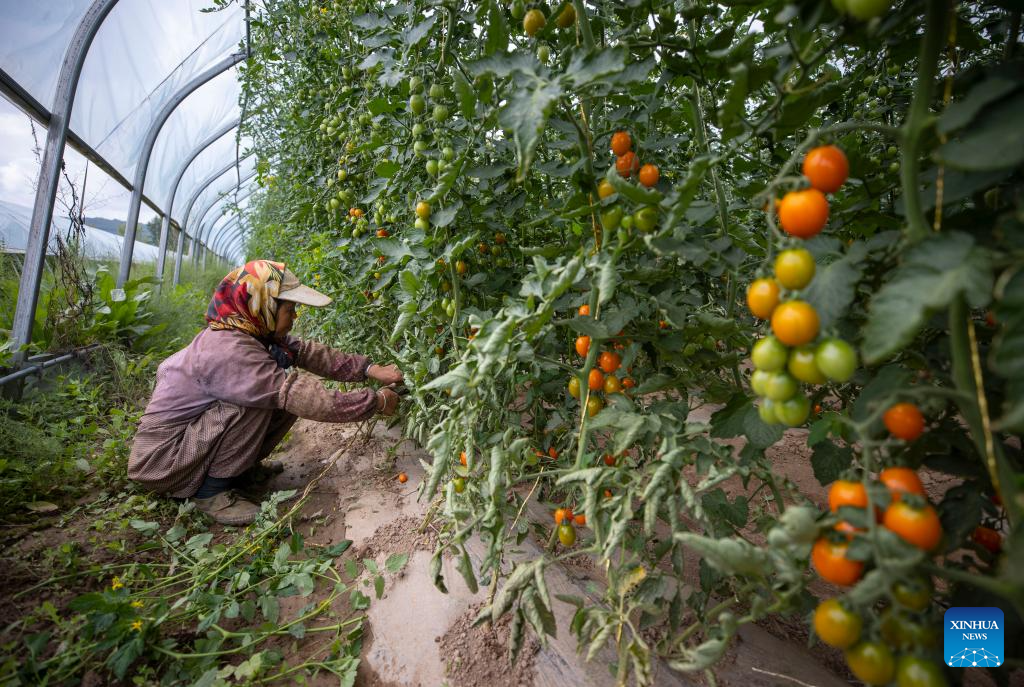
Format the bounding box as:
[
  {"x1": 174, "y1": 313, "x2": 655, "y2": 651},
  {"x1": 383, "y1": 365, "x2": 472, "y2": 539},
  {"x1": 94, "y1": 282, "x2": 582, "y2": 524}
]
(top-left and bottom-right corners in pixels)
[{"x1": 2, "y1": 410, "x2": 1010, "y2": 686}]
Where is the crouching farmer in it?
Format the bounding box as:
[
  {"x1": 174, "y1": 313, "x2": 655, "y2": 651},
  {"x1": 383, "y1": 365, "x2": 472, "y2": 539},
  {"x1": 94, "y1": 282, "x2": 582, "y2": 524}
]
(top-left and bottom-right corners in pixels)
[{"x1": 128, "y1": 260, "x2": 402, "y2": 525}]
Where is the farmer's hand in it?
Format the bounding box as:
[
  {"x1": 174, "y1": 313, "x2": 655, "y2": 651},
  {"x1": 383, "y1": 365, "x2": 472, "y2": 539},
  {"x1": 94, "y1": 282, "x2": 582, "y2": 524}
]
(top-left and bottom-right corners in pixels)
[
  {"x1": 368, "y1": 363, "x2": 403, "y2": 385},
  {"x1": 376, "y1": 387, "x2": 401, "y2": 416}
]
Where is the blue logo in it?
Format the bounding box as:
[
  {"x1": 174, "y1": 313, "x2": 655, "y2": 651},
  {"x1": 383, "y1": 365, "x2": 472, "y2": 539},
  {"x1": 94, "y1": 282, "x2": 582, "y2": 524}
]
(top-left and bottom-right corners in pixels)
[{"x1": 944, "y1": 607, "x2": 1003, "y2": 668}]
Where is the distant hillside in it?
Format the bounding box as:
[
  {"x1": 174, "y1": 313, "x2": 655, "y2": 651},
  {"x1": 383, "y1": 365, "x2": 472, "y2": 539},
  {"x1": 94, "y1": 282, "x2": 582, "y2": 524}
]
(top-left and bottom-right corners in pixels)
[{"x1": 84, "y1": 217, "x2": 123, "y2": 235}]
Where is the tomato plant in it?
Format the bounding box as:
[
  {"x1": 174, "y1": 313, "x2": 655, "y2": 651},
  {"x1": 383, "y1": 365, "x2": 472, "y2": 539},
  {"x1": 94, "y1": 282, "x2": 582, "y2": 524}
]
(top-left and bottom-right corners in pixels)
[{"x1": 238, "y1": 0, "x2": 1024, "y2": 681}]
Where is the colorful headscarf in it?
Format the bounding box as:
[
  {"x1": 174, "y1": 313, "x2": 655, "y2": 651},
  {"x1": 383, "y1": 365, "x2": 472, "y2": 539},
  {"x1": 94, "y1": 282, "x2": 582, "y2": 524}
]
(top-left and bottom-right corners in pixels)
[{"x1": 206, "y1": 260, "x2": 287, "y2": 337}]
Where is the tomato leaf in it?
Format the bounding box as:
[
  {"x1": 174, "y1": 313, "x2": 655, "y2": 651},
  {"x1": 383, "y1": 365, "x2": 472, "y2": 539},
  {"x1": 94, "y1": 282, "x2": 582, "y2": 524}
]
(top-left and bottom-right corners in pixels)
[
  {"x1": 803, "y1": 242, "x2": 866, "y2": 329},
  {"x1": 810, "y1": 442, "x2": 853, "y2": 486},
  {"x1": 710, "y1": 393, "x2": 783, "y2": 449},
  {"x1": 862, "y1": 232, "x2": 993, "y2": 365},
  {"x1": 500, "y1": 76, "x2": 564, "y2": 182}
]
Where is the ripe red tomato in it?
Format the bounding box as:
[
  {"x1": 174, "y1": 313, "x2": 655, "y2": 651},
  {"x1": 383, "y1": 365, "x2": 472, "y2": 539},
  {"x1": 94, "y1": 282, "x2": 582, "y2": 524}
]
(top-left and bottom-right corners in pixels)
[
  {"x1": 972, "y1": 525, "x2": 1002, "y2": 554},
  {"x1": 883, "y1": 502, "x2": 942, "y2": 551},
  {"x1": 598, "y1": 351, "x2": 621, "y2": 374},
  {"x1": 803, "y1": 145, "x2": 849, "y2": 193},
  {"x1": 812, "y1": 538, "x2": 863, "y2": 585},
  {"x1": 883, "y1": 403, "x2": 925, "y2": 441},
  {"x1": 588, "y1": 368, "x2": 605, "y2": 391},
  {"x1": 615, "y1": 151, "x2": 639, "y2": 177},
  {"x1": 828, "y1": 480, "x2": 868, "y2": 512},
  {"x1": 879, "y1": 467, "x2": 925, "y2": 500},
  {"x1": 575, "y1": 335, "x2": 590, "y2": 357},
  {"x1": 746, "y1": 278, "x2": 780, "y2": 319},
  {"x1": 603, "y1": 454, "x2": 616, "y2": 466},
  {"x1": 638, "y1": 164, "x2": 660, "y2": 187},
  {"x1": 548, "y1": 446, "x2": 559, "y2": 459},
  {"x1": 778, "y1": 189, "x2": 829, "y2": 239},
  {"x1": 622, "y1": 377, "x2": 636, "y2": 389},
  {"x1": 610, "y1": 131, "x2": 631, "y2": 156}
]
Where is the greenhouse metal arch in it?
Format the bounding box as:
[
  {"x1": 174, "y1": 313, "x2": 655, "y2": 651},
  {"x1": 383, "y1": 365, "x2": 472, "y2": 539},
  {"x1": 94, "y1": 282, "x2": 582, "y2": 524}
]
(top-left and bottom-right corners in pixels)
[{"x1": 0, "y1": 0, "x2": 255, "y2": 371}]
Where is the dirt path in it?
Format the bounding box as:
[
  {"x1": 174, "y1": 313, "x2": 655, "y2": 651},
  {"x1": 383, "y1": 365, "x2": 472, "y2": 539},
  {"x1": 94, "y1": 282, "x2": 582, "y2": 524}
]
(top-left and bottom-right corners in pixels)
[{"x1": 264, "y1": 417, "x2": 852, "y2": 687}]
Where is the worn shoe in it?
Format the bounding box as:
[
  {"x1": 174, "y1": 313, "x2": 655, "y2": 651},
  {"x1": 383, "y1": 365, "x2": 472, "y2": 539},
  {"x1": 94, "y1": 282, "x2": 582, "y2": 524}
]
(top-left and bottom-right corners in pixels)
[
  {"x1": 193, "y1": 491, "x2": 262, "y2": 526},
  {"x1": 244, "y1": 459, "x2": 286, "y2": 484}
]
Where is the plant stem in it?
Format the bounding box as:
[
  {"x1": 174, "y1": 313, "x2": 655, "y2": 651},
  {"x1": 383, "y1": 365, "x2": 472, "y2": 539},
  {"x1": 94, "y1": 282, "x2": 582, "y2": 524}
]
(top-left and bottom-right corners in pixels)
[{"x1": 900, "y1": 0, "x2": 947, "y2": 243}]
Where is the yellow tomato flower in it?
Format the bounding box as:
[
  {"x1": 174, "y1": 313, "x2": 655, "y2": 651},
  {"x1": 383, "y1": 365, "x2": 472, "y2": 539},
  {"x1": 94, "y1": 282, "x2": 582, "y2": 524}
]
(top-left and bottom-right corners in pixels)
[
  {"x1": 130, "y1": 620, "x2": 143, "y2": 632},
  {"x1": 111, "y1": 577, "x2": 124, "y2": 591},
  {"x1": 130, "y1": 600, "x2": 144, "y2": 609}
]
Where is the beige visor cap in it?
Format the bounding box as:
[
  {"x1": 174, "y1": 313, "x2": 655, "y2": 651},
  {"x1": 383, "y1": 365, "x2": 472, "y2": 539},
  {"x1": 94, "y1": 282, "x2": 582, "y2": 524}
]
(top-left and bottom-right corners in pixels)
[{"x1": 277, "y1": 269, "x2": 333, "y2": 307}]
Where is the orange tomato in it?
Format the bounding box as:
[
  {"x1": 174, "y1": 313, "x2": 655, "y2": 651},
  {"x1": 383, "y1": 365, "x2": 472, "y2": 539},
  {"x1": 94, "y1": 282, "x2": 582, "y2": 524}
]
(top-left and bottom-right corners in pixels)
[
  {"x1": 972, "y1": 525, "x2": 1002, "y2": 554},
  {"x1": 746, "y1": 278, "x2": 781, "y2": 319},
  {"x1": 578, "y1": 304, "x2": 591, "y2": 316},
  {"x1": 834, "y1": 521, "x2": 864, "y2": 539},
  {"x1": 603, "y1": 489, "x2": 613, "y2": 499},
  {"x1": 778, "y1": 189, "x2": 829, "y2": 239},
  {"x1": 575, "y1": 335, "x2": 590, "y2": 357},
  {"x1": 610, "y1": 130, "x2": 632, "y2": 156},
  {"x1": 803, "y1": 145, "x2": 849, "y2": 194},
  {"x1": 459, "y1": 451, "x2": 468, "y2": 466},
  {"x1": 771, "y1": 300, "x2": 820, "y2": 346},
  {"x1": 828, "y1": 480, "x2": 868, "y2": 512},
  {"x1": 397, "y1": 472, "x2": 408, "y2": 483},
  {"x1": 588, "y1": 368, "x2": 605, "y2": 391},
  {"x1": 622, "y1": 377, "x2": 636, "y2": 389},
  {"x1": 597, "y1": 179, "x2": 615, "y2": 200},
  {"x1": 573, "y1": 513, "x2": 586, "y2": 526},
  {"x1": 883, "y1": 502, "x2": 942, "y2": 551},
  {"x1": 376, "y1": 228, "x2": 390, "y2": 238},
  {"x1": 598, "y1": 351, "x2": 621, "y2": 374},
  {"x1": 615, "y1": 151, "x2": 639, "y2": 177},
  {"x1": 638, "y1": 163, "x2": 660, "y2": 188},
  {"x1": 548, "y1": 446, "x2": 559, "y2": 459},
  {"x1": 812, "y1": 538, "x2": 864, "y2": 586},
  {"x1": 883, "y1": 403, "x2": 925, "y2": 441},
  {"x1": 879, "y1": 467, "x2": 925, "y2": 501},
  {"x1": 554, "y1": 507, "x2": 567, "y2": 524}
]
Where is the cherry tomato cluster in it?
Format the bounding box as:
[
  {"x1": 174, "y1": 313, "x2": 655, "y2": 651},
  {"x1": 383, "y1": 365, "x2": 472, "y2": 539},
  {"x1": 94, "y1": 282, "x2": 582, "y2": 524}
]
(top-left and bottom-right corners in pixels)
[
  {"x1": 597, "y1": 131, "x2": 660, "y2": 234},
  {"x1": 568, "y1": 309, "x2": 634, "y2": 416},
  {"x1": 553, "y1": 505, "x2": 586, "y2": 547},
  {"x1": 748, "y1": 146, "x2": 858, "y2": 427},
  {"x1": 812, "y1": 465, "x2": 948, "y2": 685}
]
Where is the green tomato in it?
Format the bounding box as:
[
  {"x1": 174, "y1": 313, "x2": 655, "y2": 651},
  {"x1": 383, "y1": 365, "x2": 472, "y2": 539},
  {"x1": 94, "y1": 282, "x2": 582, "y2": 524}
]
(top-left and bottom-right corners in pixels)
[
  {"x1": 750, "y1": 369, "x2": 773, "y2": 396},
  {"x1": 815, "y1": 338, "x2": 857, "y2": 382},
  {"x1": 329, "y1": 198, "x2": 340, "y2": 210},
  {"x1": 432, "y1": 104, "x2": 449, "y2": 122},
  {"x1": 337, "y1": 168, "x2": 348, "y2": 181},
  {"x1": 775, "y1": 395, "x2": 811, "y2": 427},
  {"x1": 409, "y1": 94, "x2": 426, "y2": 115},
  {"x1": 895, "y1": 657, "x2": 947, "y2": 687},
  {"x1": 757, "y1": 398, "x2": 779, "y2": 425},
  {"x1": 409, "y1": 76, "x2": 423, "y2": 92},
  {"x1": 412, "y1": 123, "x2": 426, "y2": 137},
  {"x1": 846, "y1": 0, "x2": 890, "y2": 20},
  {"x1": 891, "y1": 576, "x2": 932, "y2": 612},
  {"x1": 537, "y1": 44, "x2": 551, "y2": 63},
  {"x1": 452, "y1": 477, "x2": 466, "y2": 493},
  {"x1": 621, "y1": 215, "x2": 634, "y2": 230},
  {"x1": 413, "y1": 140, "x2": 428, "y2": 155},
  {"x1": 634, "y1": 206, "x2": 658, "y2": 232},
  {"x1": 414, "y1": 217, "x2": 429, "y2": 231},
  {"x1": 442, "y1": 146, "x2": 455, "y2": 161},
  {"x1": 751, "y1": 336, "x2": 789, "y2": 372},
  {"x1": 763, "y1": 372, "x2": 799, "y2": 402},
  {"x1": 877, "y1": 85, "x2": 890, "y2": 97},
  {"x1": 510, "y1": 0, "x2": 526, "y2": 20},
  {"x1": 426, "y1": 159, "x2": 439, "y2": 176},
  {"x1": 788, "y1": 345, "x2": 826, "y2": 384},
  {"x1": 429, "y1": 83, "x2": 445, "y2": 99},
  {"x1": 601, "y1": 206, "x2": 624, "y2": 231}
]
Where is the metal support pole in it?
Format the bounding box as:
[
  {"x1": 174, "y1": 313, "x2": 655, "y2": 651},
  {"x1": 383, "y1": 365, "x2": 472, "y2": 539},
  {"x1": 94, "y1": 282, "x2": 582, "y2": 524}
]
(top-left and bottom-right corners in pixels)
[
  {"x1": 210, "y1": 218, "x2": 242, "y2": 255},
  {"x1": 191, "y1": 170, "x2": 256, "y2": 263},
  {"x1": 194, "y1": 187, "x2": 255, "y2": 266},
  {"x1": 172, "y1": 157, "x2": 249, "y2": 287},
  {"x1": 155, "y1": 118, "x2": 240, "y2": 289},
  {"x1": 10, "y1": 0, "x2": 119, "y2": 371},
  {"x1": 117, "y1": 51, "x2": 245, "y2": 288}
]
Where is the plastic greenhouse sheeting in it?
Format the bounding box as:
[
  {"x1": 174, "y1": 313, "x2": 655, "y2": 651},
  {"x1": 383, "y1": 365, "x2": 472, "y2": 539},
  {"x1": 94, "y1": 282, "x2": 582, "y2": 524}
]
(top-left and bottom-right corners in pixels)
[
  {"x1": 0, "y1": 0, "x2": 248, "y2": 244},
  {"x1": 185, "y1": 155, "x2": 256, "y2": 230},
  {"x1": 0, "y1": 199, "x2": 160, "y2": 263}
]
